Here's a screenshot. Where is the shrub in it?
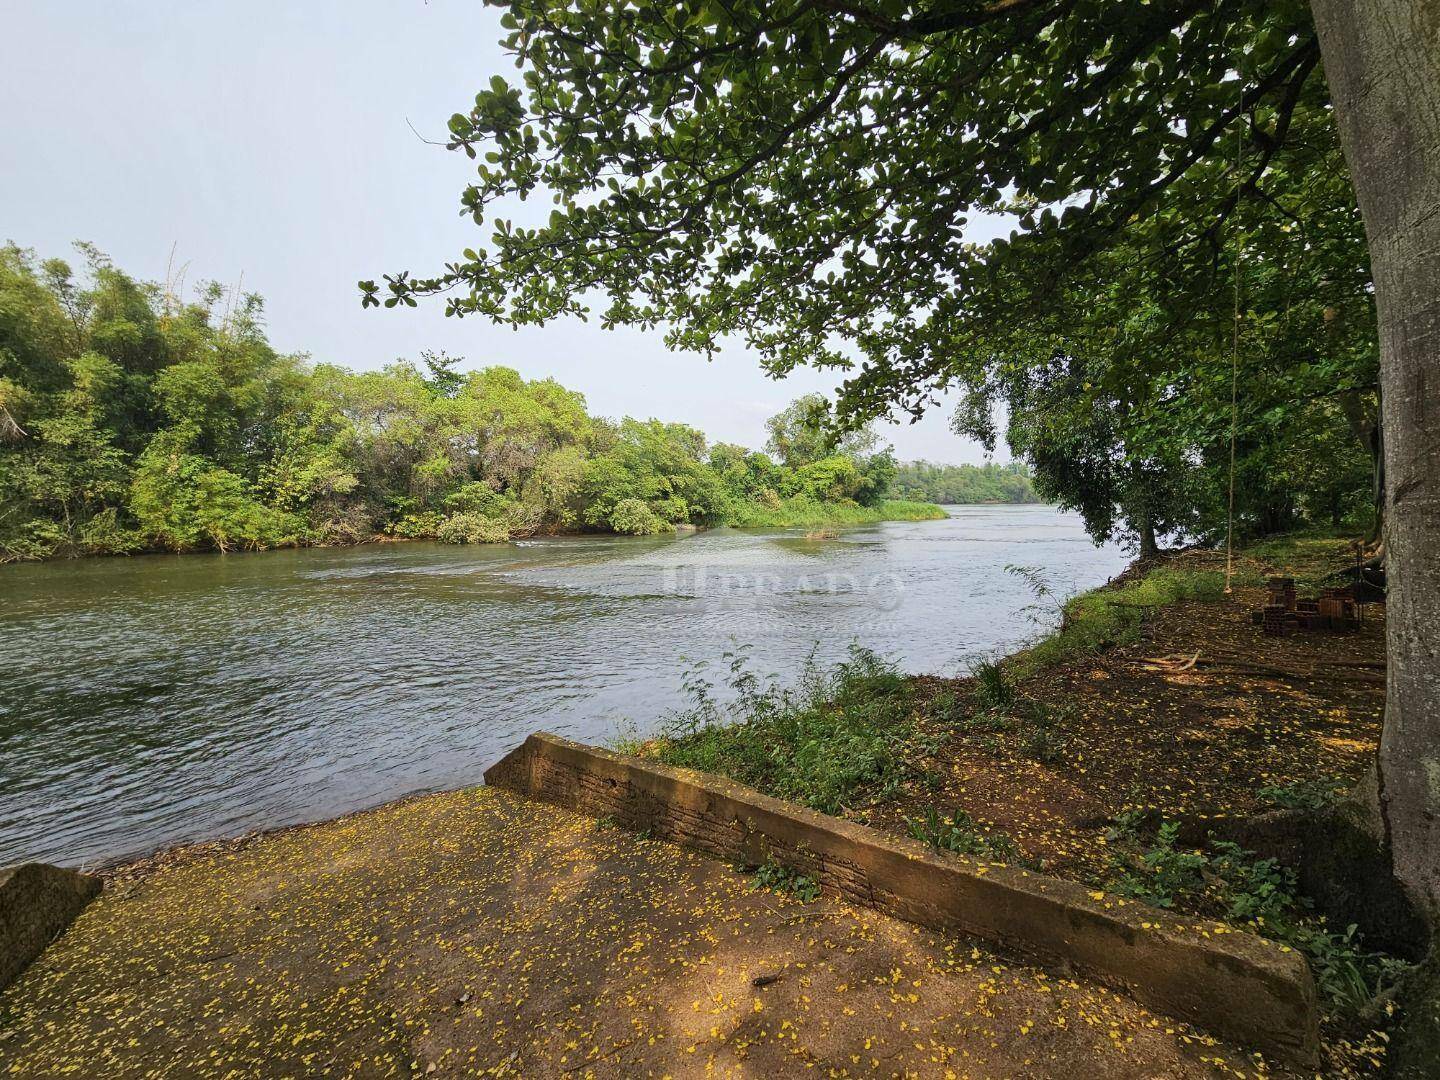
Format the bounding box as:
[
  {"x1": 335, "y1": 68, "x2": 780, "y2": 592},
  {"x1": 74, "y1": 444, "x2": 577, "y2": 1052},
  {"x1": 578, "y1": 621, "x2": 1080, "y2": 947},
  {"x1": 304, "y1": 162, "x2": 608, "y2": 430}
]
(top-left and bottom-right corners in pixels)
[
  {"x1": 1023, "y1": 724, "x2": 1066, "y2": 764},
  {"x1": 388, "y1": 511, "x2": 444, "y2": 539},
  {"x1": 1106, "y1": 821, "x2": 1412, "y2": 1016},
  {"x1": 1257, "y1": 777, "x2": 1348, "y2": 812},
  {"x1": 608, "y1": 497, "x2": 669, "y2": 535},
  {"x1": 751, "y1": 859, "x2": 821, "y2": 902},
  {"x1": 436, "y1": 512, "x2": 510, "y2": 544},
  {"x1": 646, "y1": 645, "x2": 918, "y2": 815}
]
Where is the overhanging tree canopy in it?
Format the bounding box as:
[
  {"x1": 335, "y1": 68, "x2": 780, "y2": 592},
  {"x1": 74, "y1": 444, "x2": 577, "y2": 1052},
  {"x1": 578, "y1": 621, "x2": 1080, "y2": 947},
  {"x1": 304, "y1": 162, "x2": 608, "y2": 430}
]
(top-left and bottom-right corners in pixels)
[{"x1": 367, "y1": 0, "x2": 1328, "y2": 422}]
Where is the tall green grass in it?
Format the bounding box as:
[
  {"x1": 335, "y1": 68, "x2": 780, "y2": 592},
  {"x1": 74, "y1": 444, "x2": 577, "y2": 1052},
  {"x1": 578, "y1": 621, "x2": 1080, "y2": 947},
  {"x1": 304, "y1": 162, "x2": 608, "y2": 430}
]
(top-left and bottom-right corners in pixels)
[{"x1": 636, "y1": 645, "x2": 924, "y2": 814}]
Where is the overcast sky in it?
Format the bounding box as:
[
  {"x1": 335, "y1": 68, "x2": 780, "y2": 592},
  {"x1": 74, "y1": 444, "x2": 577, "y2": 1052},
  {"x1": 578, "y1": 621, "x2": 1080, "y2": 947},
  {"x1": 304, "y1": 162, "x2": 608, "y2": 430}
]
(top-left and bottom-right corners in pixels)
[{"x1": 3, "y1": 1, "x2": 1011, "y2": 463}]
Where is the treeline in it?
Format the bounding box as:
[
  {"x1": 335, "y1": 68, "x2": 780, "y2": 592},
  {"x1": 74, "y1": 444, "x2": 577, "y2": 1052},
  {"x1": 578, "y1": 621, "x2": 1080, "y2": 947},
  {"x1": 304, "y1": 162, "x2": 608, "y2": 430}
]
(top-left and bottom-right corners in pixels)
[
  {"x1": 0, "y1": 245, "x2": 934, "y2": 562},
  {"x1": 890, "y1": 461, "x2": 1040, "y2": 505}
]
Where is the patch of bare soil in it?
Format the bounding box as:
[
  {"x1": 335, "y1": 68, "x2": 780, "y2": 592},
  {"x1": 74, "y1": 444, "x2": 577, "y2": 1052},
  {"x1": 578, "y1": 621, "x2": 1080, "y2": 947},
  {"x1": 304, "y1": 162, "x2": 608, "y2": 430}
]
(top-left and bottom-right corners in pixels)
[
  {"x1": 0, "y1": 787, "x2": 1288, "y2": 1078},
  {"x1": 868, "y1": 547, "x2": 1384, "y2": 885}
]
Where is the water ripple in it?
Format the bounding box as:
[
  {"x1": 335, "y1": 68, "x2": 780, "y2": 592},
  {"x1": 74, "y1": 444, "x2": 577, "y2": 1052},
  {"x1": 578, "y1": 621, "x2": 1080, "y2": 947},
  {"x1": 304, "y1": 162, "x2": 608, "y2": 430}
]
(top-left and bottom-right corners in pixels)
[{"x1": 0, "y1": 506, "x2": 1126, "y2": 866}]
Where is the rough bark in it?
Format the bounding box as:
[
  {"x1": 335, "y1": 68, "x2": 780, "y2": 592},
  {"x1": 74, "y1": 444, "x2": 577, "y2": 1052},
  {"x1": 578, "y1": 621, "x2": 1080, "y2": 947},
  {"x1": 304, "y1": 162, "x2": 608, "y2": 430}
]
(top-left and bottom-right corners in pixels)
[
  {"x1": 1309, "y1": 0, "x2": 1440, "y2": 1070},
  {"x1": 1311, "y1": 0, "x2": 1440, "y2": 924}
]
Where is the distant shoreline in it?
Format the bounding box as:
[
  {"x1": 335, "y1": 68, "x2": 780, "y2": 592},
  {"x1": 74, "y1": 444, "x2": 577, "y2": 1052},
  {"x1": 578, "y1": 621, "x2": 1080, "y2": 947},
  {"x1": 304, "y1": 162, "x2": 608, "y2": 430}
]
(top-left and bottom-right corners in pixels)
[{"x1": 1, "y1": 498, "x2": 972, "y2": 565}]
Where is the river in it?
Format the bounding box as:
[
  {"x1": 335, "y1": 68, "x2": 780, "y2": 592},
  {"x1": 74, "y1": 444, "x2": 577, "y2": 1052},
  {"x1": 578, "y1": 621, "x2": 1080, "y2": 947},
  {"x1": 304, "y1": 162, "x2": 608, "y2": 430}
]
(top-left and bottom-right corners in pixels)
[{"x1": 0, "y1": 505, "x2": 1126, "y2": 867}]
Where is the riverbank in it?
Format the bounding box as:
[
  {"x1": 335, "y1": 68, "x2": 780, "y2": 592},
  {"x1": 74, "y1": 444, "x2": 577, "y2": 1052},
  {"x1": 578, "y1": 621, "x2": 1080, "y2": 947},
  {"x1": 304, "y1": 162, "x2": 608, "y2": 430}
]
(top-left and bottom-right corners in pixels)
[
  {"x1": 633, "y1": 533, "x2": 1402, "y2": 1076},
  {"x1": 0, "y1": 786, "x2": 1280, "y2": 1078},
  {"x1": 1, "y1": 496, "x2": 951, "y2": 563}
]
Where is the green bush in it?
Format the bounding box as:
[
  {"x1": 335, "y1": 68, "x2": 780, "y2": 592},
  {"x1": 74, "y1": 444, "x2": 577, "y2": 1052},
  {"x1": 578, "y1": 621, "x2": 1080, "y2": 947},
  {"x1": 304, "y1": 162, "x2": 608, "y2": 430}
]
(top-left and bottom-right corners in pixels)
[
  {"x1": 436, "y1": 512, "x2": 510, "y2": 544},
  {"x1": 1106, "y1": 821, "x2": 1412, "y2": 1016},
  {"x1": 751, "y1": 859, "x2": 821, "y2": 902},
  {"x1": 389, "y1": 511, "x2": 444, "y2": 539},
  {"x1": 1257, "y1": 777, "x2": 1348, "y2": 812},
  {"x1": 607, "y1": 497, "x2": 669, "y2": 535}
]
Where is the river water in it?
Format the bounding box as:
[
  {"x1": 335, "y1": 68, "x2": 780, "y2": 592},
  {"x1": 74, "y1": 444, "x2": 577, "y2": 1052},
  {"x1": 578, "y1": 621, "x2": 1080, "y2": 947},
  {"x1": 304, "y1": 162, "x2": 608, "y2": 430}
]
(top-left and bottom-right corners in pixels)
[{"x1": 0, "y1": 505, "x2": 1126, "y2": 867}]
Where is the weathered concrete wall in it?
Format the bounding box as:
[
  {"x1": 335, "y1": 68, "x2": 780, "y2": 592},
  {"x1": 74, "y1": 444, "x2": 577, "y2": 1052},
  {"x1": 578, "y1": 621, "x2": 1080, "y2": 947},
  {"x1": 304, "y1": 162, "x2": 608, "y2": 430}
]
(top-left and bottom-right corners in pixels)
[
  {"x1": 486, "y1": 732, "x2": 1320, "y2": 1067},
  {"x1": 0, "y1": 863, "x2": 102, "y2": 991}
]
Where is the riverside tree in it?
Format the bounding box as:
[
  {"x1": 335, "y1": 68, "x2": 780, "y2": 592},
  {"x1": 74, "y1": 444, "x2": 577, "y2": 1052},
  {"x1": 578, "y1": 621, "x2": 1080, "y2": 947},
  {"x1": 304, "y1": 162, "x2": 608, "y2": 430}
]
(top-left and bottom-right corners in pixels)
[
  {"x1": 0, "y1": 243, "x2": 950, "y2": 558},
  {"x1": 370, "y1": 0, "x2": 1439, "y2": 1060}
]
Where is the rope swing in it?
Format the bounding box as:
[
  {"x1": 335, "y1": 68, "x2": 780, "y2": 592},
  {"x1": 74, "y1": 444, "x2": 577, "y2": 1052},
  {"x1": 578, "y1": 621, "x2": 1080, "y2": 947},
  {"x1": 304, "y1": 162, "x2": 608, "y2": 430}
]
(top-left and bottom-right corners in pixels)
[{"x1": 1224, "y1": 118, "x2": 1243, "y2": 596}]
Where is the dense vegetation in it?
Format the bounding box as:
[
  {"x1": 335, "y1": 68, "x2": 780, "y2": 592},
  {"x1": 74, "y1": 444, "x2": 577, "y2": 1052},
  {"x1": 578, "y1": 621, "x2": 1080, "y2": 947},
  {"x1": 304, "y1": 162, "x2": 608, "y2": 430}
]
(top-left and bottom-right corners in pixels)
[
  {"x1": 634, "y1": 644, "x2": 929, "y2": 816},
  {"x1": 0, "y1": 245, "x2": 944, "y2": 562},
  {"x1": 890, "y1": 461, "x2": 1039, "y2": 505}
]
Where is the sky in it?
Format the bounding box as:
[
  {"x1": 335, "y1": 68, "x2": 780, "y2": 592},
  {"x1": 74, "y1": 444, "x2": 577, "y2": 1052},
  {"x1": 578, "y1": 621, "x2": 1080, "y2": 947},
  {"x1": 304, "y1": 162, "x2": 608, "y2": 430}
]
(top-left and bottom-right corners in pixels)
[{"x1": 2, "y1": 1, "x2": 1009, "y2": 463}]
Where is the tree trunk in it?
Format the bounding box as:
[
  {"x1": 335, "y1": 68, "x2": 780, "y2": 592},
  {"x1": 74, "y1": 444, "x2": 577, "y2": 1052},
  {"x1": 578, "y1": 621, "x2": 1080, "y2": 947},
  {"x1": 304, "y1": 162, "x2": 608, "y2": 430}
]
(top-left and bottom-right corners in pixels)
[
  {"x1": 1310, "y1": 0, "x2": 1440, "y2": 923},
  {"x1": 1308, "y1": 2, "x2": 1440, "y2": 1068},
  {"x1": 1339, "y1": 386, "x2": 1385, "y2": 535},
  {"x1": 1313, "y1": 0, "x2": 1434, "y2": 933},
  {"x1": 1138, "y1": 510, "x2": 1159, "y2": 558}
]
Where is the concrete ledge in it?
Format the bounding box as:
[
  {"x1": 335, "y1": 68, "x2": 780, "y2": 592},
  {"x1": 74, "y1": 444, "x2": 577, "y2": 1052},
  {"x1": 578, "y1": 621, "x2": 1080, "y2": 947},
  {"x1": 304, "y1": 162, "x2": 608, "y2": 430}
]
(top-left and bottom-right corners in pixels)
[
  {"x1": 486, "y1": 732, "x2": 1320, "y2": 1066},
  {"x1": 0, "y1": 863, "x2": 103, "y2": 991}
]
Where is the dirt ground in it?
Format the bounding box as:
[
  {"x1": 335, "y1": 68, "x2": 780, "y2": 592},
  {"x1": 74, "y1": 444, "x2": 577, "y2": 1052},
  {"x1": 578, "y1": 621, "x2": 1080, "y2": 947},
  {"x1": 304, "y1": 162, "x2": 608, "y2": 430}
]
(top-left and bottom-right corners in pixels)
[
  {"x1": 864, "y1": 544, "x2": 1385, "y2": 884},
  {"x1": 0, "y1": 786, "x2": 1286, "y2": 1079}
]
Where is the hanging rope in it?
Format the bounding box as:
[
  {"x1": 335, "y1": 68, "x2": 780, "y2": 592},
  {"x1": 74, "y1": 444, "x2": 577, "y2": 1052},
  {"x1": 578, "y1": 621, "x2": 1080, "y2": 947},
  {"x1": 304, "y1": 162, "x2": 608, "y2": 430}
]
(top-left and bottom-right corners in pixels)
[{"x1": 1224, "y1": 118, "x2": 1243, "y2": 595}]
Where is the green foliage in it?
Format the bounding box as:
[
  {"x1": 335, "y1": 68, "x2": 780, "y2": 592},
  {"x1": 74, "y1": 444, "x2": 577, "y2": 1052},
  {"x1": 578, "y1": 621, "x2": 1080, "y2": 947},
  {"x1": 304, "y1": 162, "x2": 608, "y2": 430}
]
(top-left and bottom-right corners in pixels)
[
  {"x1": 724, "y1": 497, "x2": 944, "y2": 529},
  {"x1": 1020, "y1": 717, "x2": 1067, "y2": 765},
  {"x1": 647, "y1": 645, "x2": 920, "y2": 816},
  {"x1": 607, "y1": 496, "x2": 668, "y2": 536},
  {"x1": 0, "y1": 244, "x2": 939, "y2": 561},
  {"x1": 131, "y1": 440, "x2": 302, "y2": 552},
  {"x1": 751, "y1": 859, "x2": 821, "y2": 903},
  {"x1": 764, "y1": 393, "x2": 878, "y2": 468},
  {"x1": 906, "y1": 807, "x2": 1021, "y2": 864},
  {"x1": 891, "y1": 461, "x2": 1041, "y2": 505},
  {"x1": 1257, "y1": 777, "x2": 1348, "y2": 813},
  {"x1": 970, "y1": 659, "x2": 1015, "y2": 711},
  {"x1": 375, "y1": 1, "x2": 1373, "y2": 554},
  {"x1": 436, "y1": 512, "x2": 511, "y2": 544},
  {"x1": 1107, "y1": 822, "x2": 1411, "y2": 1016},
  {"x1": 783, "y1": 454, "x2": 865, "y2": 503}
]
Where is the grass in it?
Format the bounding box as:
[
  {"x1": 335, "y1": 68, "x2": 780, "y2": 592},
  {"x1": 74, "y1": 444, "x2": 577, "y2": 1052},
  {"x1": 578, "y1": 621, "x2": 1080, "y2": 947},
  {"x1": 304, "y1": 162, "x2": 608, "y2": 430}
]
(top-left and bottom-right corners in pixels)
[
  {"x1": 724, "y1": 497, "x2": 946, "y2": 529},
  {"x1": 1016, "y1": 566, "x2": 1229, "y2": 673},
  {"x1": 1009, "y1": 531, "x2": 1369, "y2": 675},
  {"x1": 634, "y1": 645, "x2": 927, "y2": 815},
  {"x1": 1242, "y1": 531, "x2": 1371, "y2": 590}
]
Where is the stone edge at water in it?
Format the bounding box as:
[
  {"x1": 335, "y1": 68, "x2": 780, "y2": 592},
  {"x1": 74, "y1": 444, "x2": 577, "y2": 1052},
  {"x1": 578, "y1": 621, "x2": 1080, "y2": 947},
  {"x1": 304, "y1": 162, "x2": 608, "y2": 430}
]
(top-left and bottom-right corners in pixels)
[
  {"x1": 486, "y1": 730, "x2": 1321, "y2": 1069},
  {"x1": 0, "y1": 863, "x2": 102, "y2": 991}
]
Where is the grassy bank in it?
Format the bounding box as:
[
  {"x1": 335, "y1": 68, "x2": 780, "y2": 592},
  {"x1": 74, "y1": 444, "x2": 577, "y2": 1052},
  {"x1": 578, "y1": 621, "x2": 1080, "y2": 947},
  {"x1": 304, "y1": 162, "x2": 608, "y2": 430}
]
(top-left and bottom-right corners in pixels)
[
  {"x1": 1015, "y1": 562, "x2": 1229, "y2": 673},
  {"x1": 628, "y1": 533, "x2": 1407, "y2": 1061},
  {"x1": 724, "y1": 497, "x2": 946, "y2": 528}
]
